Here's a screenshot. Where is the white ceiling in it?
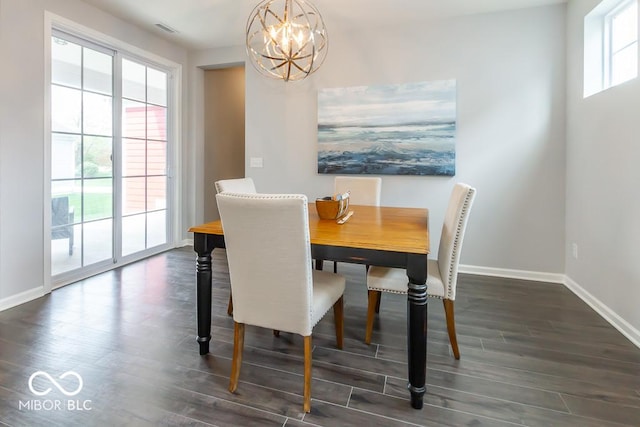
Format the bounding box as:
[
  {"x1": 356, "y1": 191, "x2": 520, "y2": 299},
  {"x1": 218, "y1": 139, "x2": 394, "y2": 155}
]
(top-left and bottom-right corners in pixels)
[{"x1": 80, "y1": 0, "x2": 567, "y2": 51}]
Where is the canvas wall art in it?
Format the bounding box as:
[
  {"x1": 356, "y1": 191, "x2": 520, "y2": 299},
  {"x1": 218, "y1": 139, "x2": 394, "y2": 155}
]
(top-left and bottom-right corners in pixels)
[{"x1": 317, "y1": 79, "x2": 456, "y2": 176}]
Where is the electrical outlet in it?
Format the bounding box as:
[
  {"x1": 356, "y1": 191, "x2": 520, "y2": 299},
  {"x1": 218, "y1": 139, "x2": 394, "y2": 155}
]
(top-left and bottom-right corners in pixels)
[{"x1": 571, "y1": 243, "x2": 578, "y2": 259}]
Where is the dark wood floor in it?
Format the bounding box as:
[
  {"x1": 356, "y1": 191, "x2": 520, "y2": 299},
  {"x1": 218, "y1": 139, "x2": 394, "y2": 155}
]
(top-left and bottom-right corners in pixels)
[{"x1": 1, "y1": 247, "x2": 639, "y2": 426}]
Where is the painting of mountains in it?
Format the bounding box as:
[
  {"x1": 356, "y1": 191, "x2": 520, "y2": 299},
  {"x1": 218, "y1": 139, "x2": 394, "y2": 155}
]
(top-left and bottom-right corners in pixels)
[{"x1": 317, "y1": 80, "x2": 456, "y2": 176}]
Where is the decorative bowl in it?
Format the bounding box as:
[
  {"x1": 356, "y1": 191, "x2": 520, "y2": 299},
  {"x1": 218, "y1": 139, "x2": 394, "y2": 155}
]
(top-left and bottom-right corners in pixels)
[{"x1": 315, "y1": 196, "x2": 349, "y2": 220}]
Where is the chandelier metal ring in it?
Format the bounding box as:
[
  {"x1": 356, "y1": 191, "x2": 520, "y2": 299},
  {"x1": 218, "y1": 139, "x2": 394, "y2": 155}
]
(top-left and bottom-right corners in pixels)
[{"x1": 246, "y1": 0, "x2": 328, "y2": 82}]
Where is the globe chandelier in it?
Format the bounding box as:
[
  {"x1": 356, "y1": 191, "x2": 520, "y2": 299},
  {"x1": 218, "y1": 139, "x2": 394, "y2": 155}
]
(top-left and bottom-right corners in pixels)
[{"x1": 246, "y1": 0, "x2": 328, "y2": 82}]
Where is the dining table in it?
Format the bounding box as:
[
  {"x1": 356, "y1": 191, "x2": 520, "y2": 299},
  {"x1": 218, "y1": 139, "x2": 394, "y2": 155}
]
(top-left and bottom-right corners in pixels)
[{"x1": 188, "y1": 203, "x2": 430, "y2": 409}]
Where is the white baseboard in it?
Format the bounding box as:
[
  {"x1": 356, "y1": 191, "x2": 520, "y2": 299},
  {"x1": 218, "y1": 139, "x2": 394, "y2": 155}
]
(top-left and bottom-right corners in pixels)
[
  {"x1": 180, "y1": 238, "x2": 193, "y2": 247},
  {"x1": 564, "y1": 276, "x2": 640, "y2": 349},
  {"x1": 3, "y1": 261, "x2": 637, "y2": 350},
  {"x1": 0, "y1": 286, "x2": 46, "y2": 312},
  {"x1": 459, "y1": 264, "x2": 565, "y2": 284},
  {"x1": 459, "y1": 265, "x2": 640, "y2": 349}
]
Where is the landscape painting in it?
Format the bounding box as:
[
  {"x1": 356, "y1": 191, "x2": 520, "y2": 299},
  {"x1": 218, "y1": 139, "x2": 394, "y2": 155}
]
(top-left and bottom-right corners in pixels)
[{"x1": 317, "y1": 80, "x2": 456, "y2": 176}]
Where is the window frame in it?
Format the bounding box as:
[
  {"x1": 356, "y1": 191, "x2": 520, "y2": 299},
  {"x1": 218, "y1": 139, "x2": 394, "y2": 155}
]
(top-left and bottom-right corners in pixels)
[
  {"x1": 604, "y1": 0, "x2": 638, "y2": 87},
  {"x1": 584, "y1": 0, "x2": 639, "y2": 97}
]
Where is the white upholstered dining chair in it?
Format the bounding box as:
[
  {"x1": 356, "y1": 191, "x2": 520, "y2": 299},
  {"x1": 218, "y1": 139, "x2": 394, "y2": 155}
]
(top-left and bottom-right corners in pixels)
[
  {"x1": 214, "y1": 177, "x2": 256, "y2": 194},
  {"x1": 334, "y1": 176, "x2": 382, "y2": 206},
  {"x1": 216, "y1": 192, "x2": 346, "y2": 413},
  {"x1": 332, "y1": 176, "x2": 382, "y2": 273},
  {"x1": 214, "y1": 177, "x2": 257, "y2": 316},
  {"x1": 365, "y1": 183, "x2": 476, "y2": 360}
]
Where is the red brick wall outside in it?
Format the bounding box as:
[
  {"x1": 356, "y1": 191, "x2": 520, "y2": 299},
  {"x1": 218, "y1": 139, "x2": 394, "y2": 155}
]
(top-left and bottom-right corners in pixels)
[{"x1": 123, "y1": 105, "x2": 167, "y2": 214}]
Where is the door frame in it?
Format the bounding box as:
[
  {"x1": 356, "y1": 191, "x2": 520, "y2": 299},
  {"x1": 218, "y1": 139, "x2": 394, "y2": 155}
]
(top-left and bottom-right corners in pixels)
[{"x1": 43, "y1": 12, "x2": 183, "y2": 292}]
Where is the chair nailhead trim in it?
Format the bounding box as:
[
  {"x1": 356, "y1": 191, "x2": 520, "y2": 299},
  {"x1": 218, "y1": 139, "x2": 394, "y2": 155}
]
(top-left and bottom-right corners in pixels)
[{"x1": 446, "y1": 188, "x2": 475, "y2": 300}]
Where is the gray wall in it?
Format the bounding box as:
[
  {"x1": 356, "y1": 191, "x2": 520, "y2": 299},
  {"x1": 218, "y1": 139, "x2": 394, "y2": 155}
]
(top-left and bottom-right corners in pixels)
[
  {"x1": 565, "y1": 0, "x2": 640, "y2": 342},
  {"x1": 191, "y1": 5, "x2": 567, "y2": 276},
  {"x1": 0, "y1": 0, "x2": 188, "y2": 307}
]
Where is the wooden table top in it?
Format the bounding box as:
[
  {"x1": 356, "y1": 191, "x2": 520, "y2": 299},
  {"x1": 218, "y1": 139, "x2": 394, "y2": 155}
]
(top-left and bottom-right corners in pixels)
[{"x1": 189, "y1": 204, "x2": 430, "y2": 255}]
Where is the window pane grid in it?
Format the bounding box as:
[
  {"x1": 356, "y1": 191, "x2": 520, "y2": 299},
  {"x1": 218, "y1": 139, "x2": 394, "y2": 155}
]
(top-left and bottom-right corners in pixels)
[
  {"x1": 52, "y1": 36, "x2": 81, "y2": 88},
  {"x1": 606, "y1": 0, "x2": 638, "y2": 88},
  {"x1": 611, "y1": 39, "x2": 637, "y2": 55},
  {"x1": 611, "y1": 1, "x2": 638, "y2": 49},
  {"x1": 51, "y1": 35, "x2": 114, "y2": 275},
  {"x1": 121, "y1": 58, "x2": 168, "y2": 253},
  {"x1": 51, "y1": 31, "x2": 171, "y2": 279},
  {"x1": 612, "y1": 42, "x2": 638, "y2": 84}
]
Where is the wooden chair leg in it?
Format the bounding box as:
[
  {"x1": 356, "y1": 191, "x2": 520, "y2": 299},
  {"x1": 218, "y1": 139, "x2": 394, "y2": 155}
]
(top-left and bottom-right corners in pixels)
[
  {"x1": 333, "y1": 296, "x2": 344, "y2": 349},
  {"x1": 227, "y1": 294, "x2": 233, "y2": 316},
  {"x1": 303, "y1": 335, "x2": 312, "y2": 413},
  {"x1": 365, "y1": 290, "x2": 381, "y2": 345},
  {"x1": 443, "y1": 299, "x2": 460, "y2": 360},
  {"x1": 229, "y1": 322, "x2": 245, "y2": 393},
  {"x1": 364, "y1": 266, "x2": 380, "y2": 313},
  {"x1": 333, "y1": 261, "x2": 337, "y2": 273}
]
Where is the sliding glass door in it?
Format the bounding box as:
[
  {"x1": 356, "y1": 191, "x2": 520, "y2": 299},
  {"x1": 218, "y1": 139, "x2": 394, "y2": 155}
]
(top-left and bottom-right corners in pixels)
[
  {"x1": 50, "y1": 31, "x2": 172, "y2": 281},
  {"x1": 121, "y1": 59, "x2": 169, "y2": 256},
  {"x1": 50, "y1": 34, "x2": 114, "y2": 276}
]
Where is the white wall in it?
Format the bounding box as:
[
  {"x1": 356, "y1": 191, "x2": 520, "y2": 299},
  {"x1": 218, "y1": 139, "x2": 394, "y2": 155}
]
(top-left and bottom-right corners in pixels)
[
  {"x1": 0, "y1": 0, "x2": 188, "y2": 307},
  {"x1": 191, "y1": 5, "x2": 567, "y2": 276},
  {"x1": 565, "y1": 0, "x2": 640, "y2": 344}
]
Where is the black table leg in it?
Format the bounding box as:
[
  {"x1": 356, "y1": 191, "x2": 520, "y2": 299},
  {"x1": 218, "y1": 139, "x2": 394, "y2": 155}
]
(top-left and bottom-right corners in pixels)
[
  {"x1": 194, "y1": 233, "x2": 216, "y2": 355},
  {"x1": 406, "y1": 254, "x2": 428, "y2": 409}
]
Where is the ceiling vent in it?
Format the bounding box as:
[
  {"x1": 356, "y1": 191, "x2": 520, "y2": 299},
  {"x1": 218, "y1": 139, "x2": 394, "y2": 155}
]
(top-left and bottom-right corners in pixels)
[{"x1": 155, "y1": 23, "x2": 178, "y2": 34}]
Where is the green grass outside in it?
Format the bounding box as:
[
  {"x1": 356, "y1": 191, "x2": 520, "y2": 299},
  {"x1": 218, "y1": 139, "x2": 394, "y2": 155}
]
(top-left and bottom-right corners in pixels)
[
  {"x1": 54, "y1": 179, "x2": 113, "y2": 222},
  {"x1": 66, "y1": 193, "x2": 113, "y2": 222}
]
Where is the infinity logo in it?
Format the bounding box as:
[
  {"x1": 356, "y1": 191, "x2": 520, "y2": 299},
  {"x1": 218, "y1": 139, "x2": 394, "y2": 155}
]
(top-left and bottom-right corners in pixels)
[{"x1": 28, "y1": 371, "x2": 83, "y2": 397}]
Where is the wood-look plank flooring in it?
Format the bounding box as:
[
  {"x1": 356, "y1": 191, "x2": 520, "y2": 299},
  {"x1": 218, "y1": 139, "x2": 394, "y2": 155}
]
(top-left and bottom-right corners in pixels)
[{"x1": 1, "y1": 247, "x2": 639, "y2": 426}]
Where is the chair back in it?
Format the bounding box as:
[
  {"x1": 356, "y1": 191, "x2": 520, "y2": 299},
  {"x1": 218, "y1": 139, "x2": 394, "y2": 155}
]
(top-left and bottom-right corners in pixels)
[
  {"x1": 51, "y1": 196, "x2": 69, "y2": 228},
  {"x1": 216, "y1": 193, "x2": 315, "y2": 335},
  {"x1": 334, "y1": 176, "x2": 381, "y2": 206},
  {"x1": 437, "y1": 183, "x2": 476, "y2": 300},
  {"x1": 215, "y1": 177, "x2": 256, "y2": 194}
]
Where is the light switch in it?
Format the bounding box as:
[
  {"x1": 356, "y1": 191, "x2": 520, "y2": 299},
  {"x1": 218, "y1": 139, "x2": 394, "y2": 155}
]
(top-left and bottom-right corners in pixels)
[{"x1": 249, "y1": 157, "x2": 263, "y2": 168}]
